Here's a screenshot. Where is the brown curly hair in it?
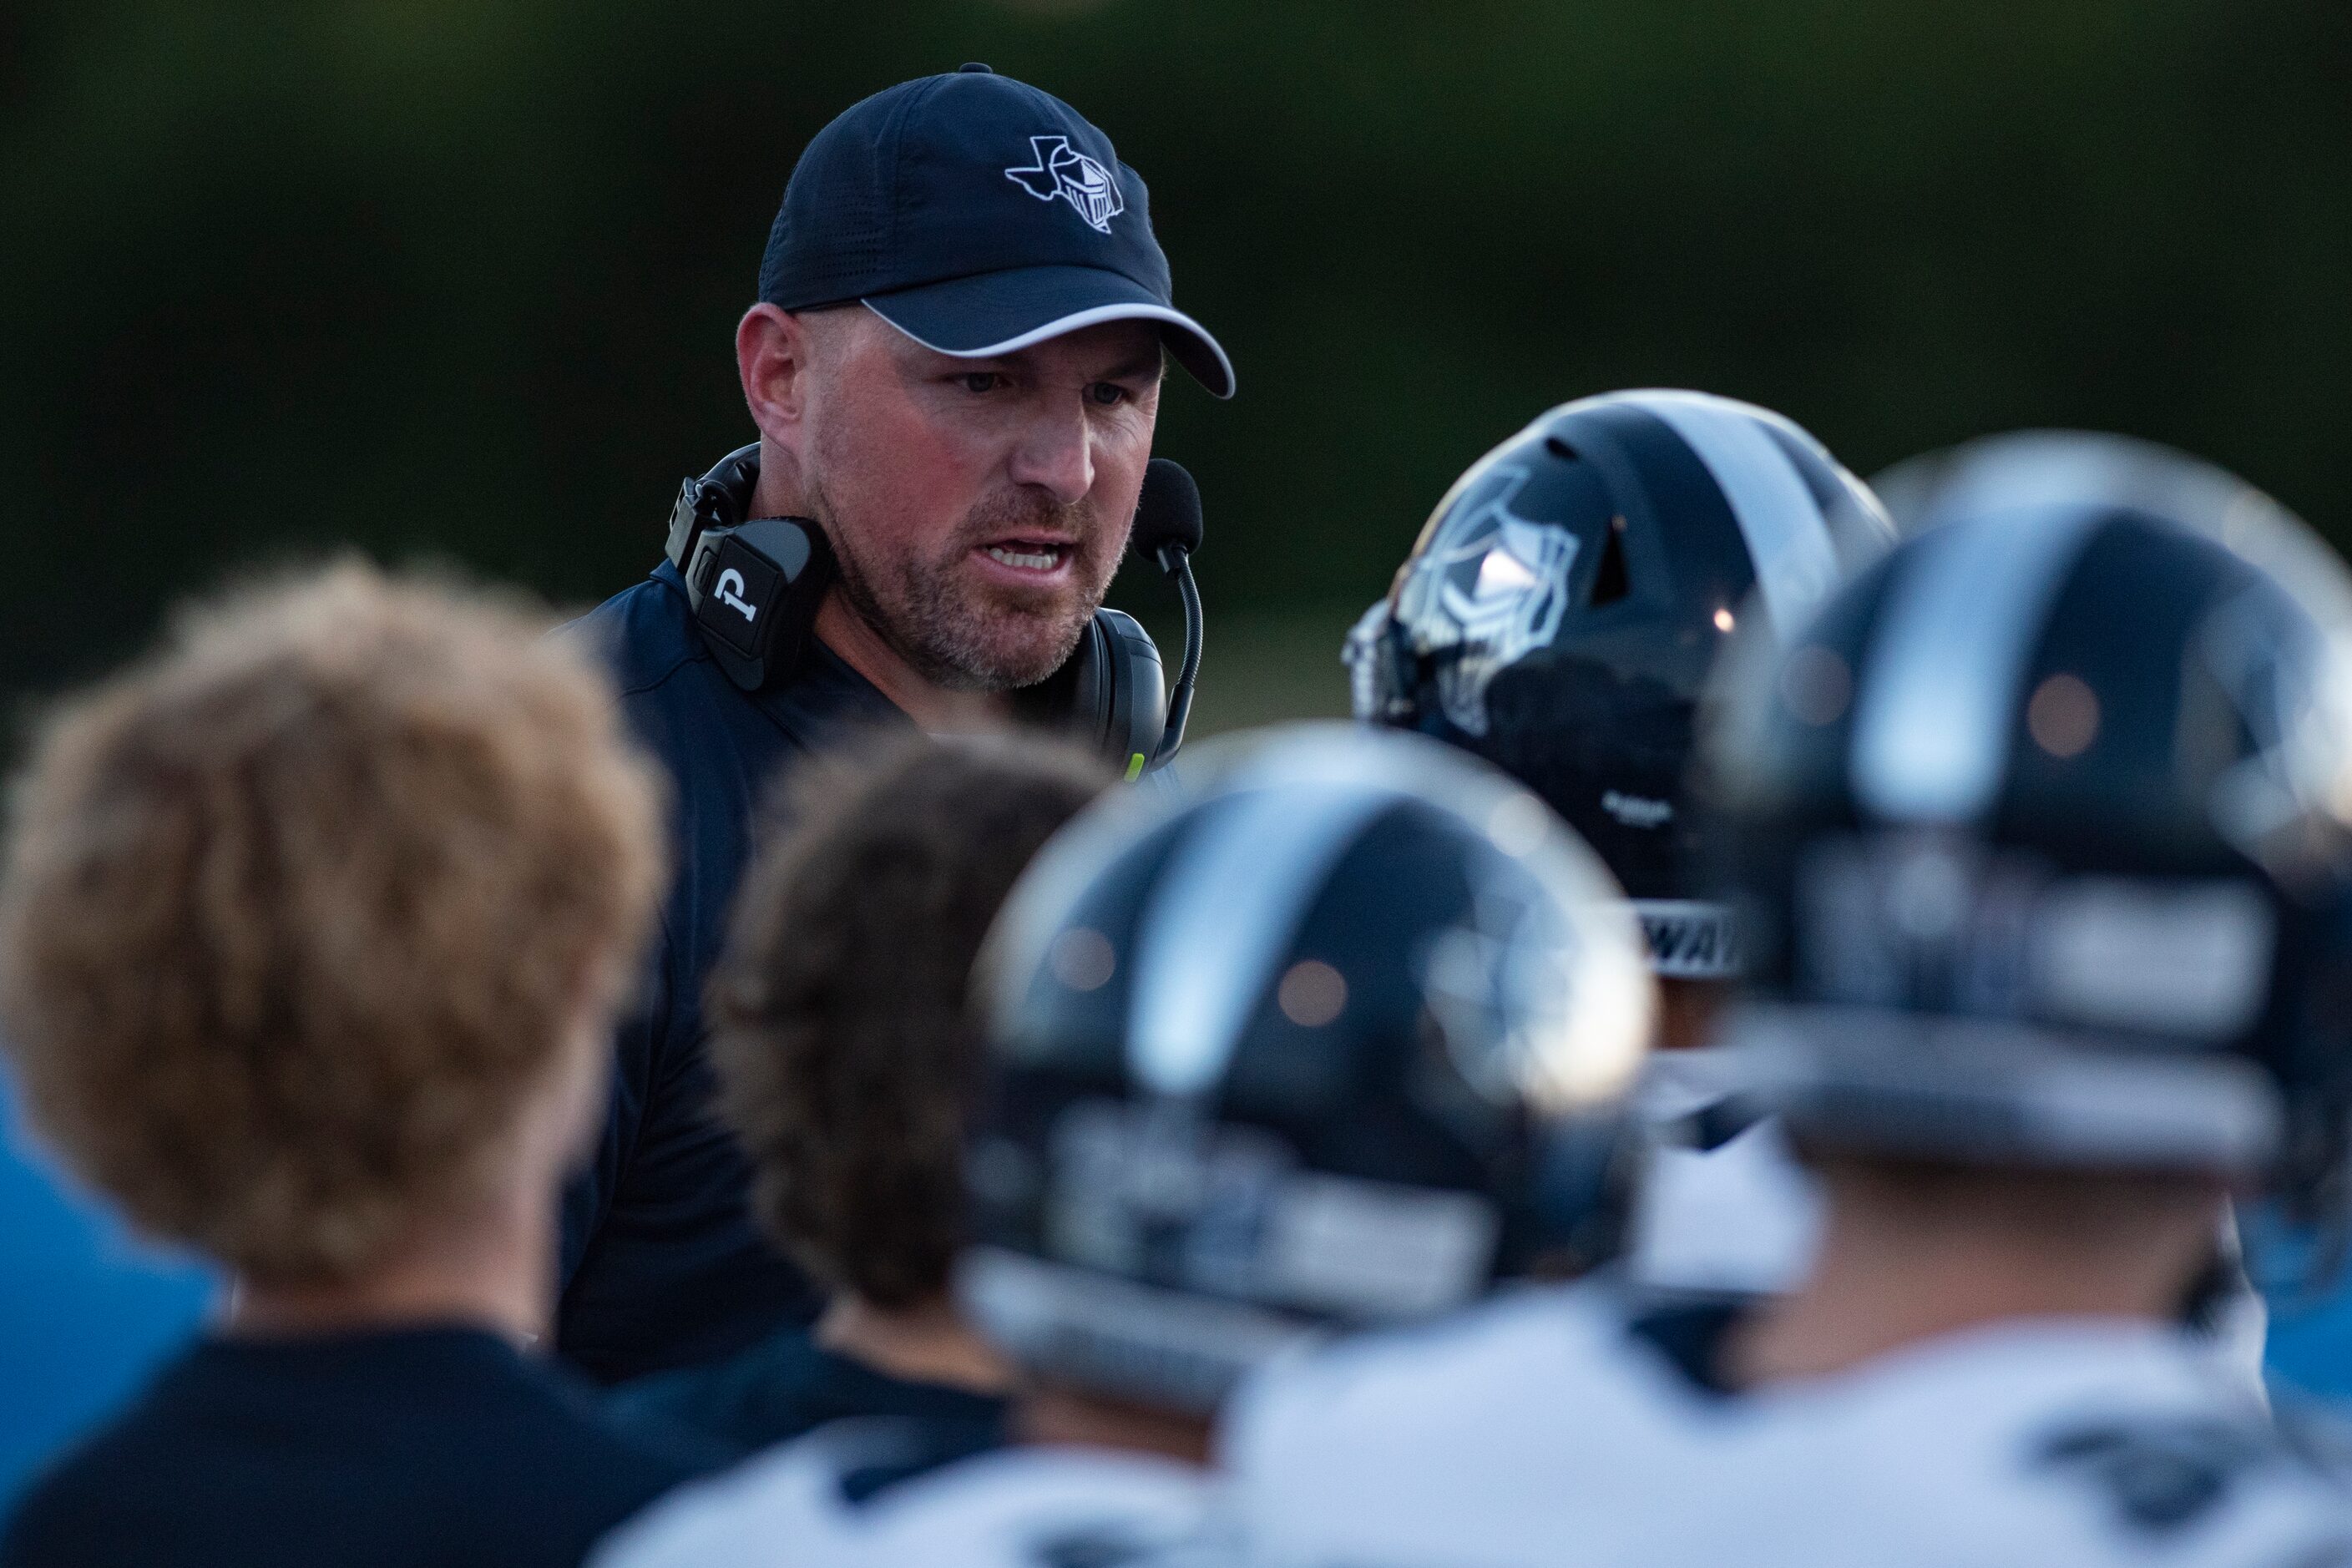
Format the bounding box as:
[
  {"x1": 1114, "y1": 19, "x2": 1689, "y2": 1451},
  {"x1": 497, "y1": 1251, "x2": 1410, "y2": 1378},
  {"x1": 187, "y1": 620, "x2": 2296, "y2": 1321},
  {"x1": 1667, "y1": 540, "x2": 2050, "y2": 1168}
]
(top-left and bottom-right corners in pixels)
[
  {"x1": 710, "y1": 730, "x2": 1109, "y2": 1309},
  {"x1": 0, "y1": 561, "x2": 666, "y2": 1284}
]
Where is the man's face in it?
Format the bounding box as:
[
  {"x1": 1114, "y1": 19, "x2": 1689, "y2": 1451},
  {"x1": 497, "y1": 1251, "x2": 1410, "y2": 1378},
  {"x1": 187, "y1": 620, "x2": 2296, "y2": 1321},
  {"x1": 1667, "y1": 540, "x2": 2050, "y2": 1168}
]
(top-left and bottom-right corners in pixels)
[{"x1": 797, "y1": 311, "x2": 1164, "y2": 691}]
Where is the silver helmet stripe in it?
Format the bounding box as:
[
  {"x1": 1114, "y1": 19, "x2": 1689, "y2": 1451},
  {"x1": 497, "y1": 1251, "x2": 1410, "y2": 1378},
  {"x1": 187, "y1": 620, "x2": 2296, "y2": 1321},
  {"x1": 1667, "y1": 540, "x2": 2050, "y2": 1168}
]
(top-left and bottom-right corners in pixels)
[
  {"x1": 1641, "y1": 392, "x2": 1840, "y2": 631},
  {"x1": 1125, "y1": 779, "x2": 1395, "y2": 1098},
  {"x1": 1848, "y1": 501, "x2": 2107, "y2": 822}
]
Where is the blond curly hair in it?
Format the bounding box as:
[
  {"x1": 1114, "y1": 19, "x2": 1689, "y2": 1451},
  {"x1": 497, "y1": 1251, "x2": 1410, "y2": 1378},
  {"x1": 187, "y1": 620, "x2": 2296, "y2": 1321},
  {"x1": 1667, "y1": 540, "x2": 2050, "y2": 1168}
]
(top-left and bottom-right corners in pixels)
[{"x1": 0, "y1": 561, "x2": 666, "y2": 1284}]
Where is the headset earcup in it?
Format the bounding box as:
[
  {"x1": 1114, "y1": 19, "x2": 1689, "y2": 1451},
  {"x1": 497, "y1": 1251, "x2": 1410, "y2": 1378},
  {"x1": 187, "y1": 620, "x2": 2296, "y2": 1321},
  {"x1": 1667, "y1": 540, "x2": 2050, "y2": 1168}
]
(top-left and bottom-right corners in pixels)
[
  {"x1": 690, "y1": 517, "x2": 833, "y2": 694},
  {"x1": 1009, "y1": 612, "x2": 1168, "y2": 776},
  {"x1": 1090, "y1": 609, "x2": 1166, "y2": 779},
  {"x1": 1014, "y1": 615, "x2": 1112, "y2": 751},
  {"x1": 1070, "y1": 616, "x2": 1115, "y2": 751}
]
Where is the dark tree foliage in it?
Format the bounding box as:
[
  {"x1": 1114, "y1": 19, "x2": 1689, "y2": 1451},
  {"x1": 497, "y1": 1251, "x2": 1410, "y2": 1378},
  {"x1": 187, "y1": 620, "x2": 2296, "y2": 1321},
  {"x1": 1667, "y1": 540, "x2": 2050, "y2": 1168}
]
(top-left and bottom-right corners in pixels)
[{"x1": 2, "y1": 0, "x2": 2345, "y2": 724}]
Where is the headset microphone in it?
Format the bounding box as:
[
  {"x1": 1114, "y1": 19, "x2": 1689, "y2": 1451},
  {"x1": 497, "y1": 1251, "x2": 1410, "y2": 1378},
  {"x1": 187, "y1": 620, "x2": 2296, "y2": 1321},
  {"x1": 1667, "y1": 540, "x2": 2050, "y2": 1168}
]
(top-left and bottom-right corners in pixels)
[{"x1": 1130, "y1": 458, "x2": 1205, "y2": 766}]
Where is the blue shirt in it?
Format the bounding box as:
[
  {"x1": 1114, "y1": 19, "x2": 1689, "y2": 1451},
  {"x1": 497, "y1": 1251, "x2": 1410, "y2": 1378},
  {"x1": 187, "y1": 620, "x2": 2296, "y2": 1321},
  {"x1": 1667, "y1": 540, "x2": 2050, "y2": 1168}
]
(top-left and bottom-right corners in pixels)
[
  {"x1": 558, "y1": 564, "x2": 905, "y2": 1383},
  {"x1": 0, "y1": 1328, "x2": 715, "y2": 1568},
  {"x1": 2245, "y1": 1204, "x2": 2352, "y2": 1412},
  {"x1": 0, "y1": 1074, "x2": 210, "y2": 1509}
]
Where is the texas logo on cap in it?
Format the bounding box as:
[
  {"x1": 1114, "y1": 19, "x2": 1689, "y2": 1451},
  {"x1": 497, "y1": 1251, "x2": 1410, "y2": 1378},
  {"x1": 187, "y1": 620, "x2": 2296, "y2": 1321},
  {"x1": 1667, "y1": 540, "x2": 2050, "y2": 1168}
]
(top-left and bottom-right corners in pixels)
[{"x1": 1004, "y1": 134, "x2": 1126, "y2": 234}]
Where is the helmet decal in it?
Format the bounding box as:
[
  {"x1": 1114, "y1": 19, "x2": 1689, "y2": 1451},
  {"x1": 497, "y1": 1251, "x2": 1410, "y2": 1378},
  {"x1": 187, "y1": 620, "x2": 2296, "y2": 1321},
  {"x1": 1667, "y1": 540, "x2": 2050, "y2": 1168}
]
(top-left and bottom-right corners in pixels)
[
  {"x1": 1631, "y1": 899, "x2": 1743, "y2": 980},
  {"x1": 1342, "y1": 599, "x2": 1399, "y2": 723},
  {"x1": 1419, "y1": 873, "x2": 1581, "y2": 1105},
  {"x1": 1354, "y1": 391, "x2": 1894, "y2": 948},
  {"x1": 2202, "y1": 579, "x2": 2338, "y2": 856},
  {"x1": 1396, "y1": 464, "x2": 1583, "y2": 737}
]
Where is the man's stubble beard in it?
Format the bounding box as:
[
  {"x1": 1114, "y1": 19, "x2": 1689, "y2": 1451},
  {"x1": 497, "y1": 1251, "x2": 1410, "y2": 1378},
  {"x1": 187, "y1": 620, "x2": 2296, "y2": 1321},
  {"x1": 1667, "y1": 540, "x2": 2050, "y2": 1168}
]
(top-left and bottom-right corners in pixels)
[{"x1": 809, "y1": 465, "x2": 1120, "y2": 694}]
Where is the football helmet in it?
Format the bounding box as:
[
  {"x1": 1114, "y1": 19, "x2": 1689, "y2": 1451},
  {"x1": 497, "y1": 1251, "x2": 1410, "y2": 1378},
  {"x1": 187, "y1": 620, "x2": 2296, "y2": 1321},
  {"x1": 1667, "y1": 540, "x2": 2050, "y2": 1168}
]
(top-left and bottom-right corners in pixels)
[
  {"x1": 1348, "y1": 390, "x2": 1893, "y2": 977},
  {"x1": 1702, "y1": 433, "x2": 2352, "y2": 1217},
  {"x1": 961, "y1": 724, "x2": 1656, "y2": 1412}
]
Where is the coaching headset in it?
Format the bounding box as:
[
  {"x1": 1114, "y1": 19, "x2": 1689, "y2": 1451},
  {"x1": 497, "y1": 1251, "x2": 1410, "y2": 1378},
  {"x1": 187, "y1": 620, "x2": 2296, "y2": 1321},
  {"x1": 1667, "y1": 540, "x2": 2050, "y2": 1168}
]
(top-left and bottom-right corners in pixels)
[{"x1": 665, "y1": 445, "x2": 1205, "y2": 779}]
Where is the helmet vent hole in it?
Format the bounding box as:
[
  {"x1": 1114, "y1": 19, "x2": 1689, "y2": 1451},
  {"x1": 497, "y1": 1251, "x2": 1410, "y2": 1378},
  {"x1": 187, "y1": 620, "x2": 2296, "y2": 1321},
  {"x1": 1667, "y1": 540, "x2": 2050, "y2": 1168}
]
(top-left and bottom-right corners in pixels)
[
  {"x1": 1544, "y1": 435, "x2": 1581, "y2": 462},
  {"x1": 1590, "y1": 517, "x2": 1631, "y2": 605}
]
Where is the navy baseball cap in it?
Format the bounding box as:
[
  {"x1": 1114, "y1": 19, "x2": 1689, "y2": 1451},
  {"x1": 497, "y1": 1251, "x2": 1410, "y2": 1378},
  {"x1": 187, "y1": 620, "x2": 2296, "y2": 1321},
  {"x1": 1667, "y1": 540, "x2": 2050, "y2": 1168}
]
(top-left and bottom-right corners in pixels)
[{"x1": 757, "y1": 65, "x2": 1234, "y2": 398}]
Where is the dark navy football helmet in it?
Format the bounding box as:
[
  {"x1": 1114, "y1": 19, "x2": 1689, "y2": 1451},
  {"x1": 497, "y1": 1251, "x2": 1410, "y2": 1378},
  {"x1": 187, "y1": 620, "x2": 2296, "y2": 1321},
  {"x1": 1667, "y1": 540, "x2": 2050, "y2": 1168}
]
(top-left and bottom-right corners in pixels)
[
  {"x1": 1871, "y1": 428, "x2": 2312, "y2": 544},
  {"x1": 960, "y1": 725, "x2": 1655, "y2": 1413},
  {"x1": 1702, "y1": 434, "x2": 2352, "y2": 1218},
  {"x1": 1347, "y1": 390, "x2": 1893, "y2": 979}
]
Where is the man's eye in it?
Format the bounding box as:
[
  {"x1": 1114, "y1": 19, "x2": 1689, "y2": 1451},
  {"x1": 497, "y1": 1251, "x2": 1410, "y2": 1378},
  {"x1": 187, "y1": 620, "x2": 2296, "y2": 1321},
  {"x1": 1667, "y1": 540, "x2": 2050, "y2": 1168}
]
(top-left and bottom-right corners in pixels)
[
  {"x1": 958, "y1": 372, "x2": 1004, "y2": 394},
  {"x1": 1086, "y1": 382, "x2": 1130, "y2": 407}
]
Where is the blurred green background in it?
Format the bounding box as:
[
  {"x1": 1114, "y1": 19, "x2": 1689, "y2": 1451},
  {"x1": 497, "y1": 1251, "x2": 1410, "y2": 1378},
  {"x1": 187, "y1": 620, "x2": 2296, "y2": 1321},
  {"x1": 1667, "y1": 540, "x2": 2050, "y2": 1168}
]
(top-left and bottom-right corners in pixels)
[{"x1": 3, "y1": 1, "x2": 2345, "y2": 735}]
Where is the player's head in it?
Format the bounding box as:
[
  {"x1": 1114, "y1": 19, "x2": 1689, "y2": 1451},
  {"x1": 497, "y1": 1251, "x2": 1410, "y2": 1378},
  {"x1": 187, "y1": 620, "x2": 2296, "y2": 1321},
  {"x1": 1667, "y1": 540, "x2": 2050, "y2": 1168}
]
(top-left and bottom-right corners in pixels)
[
  {"x1": 1348, "y1": 390, "x2": 1891, "y2": 1023},
  {"x1": 1701, "y1": 432, "x2": 2352, "y2": 1263},
  {"x1": 0, "y1": 562, "x2": 666, "y2": 1285},
  {"x1": 962, "y1": 724, "x2": 1656, "y2": 1419},
  {"x1": 1868, "y1": 428, "x2": 2268, "y2": 541},
  {"x1": 708, "y1": 730, "x2": 1109, "y2": 1311}
]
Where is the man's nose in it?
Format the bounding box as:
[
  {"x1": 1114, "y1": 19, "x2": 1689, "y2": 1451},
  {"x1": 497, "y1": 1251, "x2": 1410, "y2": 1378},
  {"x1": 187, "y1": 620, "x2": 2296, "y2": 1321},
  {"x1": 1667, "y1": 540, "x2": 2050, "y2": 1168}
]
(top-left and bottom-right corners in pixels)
[{"x1": 1006, "y1": 398, "x2": 1095, "y2": 507}]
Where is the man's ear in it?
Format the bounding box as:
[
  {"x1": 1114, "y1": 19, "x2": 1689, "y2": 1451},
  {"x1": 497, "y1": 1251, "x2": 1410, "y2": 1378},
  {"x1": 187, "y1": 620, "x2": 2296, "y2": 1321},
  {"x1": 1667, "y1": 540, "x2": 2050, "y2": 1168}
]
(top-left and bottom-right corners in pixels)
[{"x1": 737, "y1": 304, "x2": 818, "y2": 453}]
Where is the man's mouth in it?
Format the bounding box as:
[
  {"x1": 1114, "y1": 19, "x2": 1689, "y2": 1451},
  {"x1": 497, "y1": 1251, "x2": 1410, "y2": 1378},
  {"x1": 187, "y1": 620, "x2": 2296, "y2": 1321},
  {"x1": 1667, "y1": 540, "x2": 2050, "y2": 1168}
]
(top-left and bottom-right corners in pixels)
[{"x1": 981, "y1": 540, "x2": 1069, "y2": 573}]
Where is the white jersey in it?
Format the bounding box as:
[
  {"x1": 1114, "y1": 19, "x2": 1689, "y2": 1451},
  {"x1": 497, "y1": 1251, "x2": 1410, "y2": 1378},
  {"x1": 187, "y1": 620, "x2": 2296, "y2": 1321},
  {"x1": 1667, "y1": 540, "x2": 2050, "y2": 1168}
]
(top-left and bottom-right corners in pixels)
[
  {"x1": 1626, "y1": 1048, "x2": 1823, "y2": 1297},
  {"x1": 591, "y1": 1421, "x2": 1231, "y2": 1568},
  {"x1": 1225, "y1": 1283, "x2": 2349, "y2": 1568},
  {"x1": 1625, "y1": 1050, "x2": 2268, "y2": 1388}
]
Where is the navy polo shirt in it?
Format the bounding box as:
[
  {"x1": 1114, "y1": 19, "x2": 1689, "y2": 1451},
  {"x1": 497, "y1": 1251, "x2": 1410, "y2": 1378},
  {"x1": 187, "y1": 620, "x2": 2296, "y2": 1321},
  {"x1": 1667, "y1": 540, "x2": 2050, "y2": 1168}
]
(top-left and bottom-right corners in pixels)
[
  {"x1": 0, "y1": 1328, "x2": 716, "y2": 1568},
  {"x1": 559, "y1": 563, "x2": 905, "y2": 1383},
  {"x1": 605, "y1": 1324, "x2": 1009, "y2": 1463}
]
